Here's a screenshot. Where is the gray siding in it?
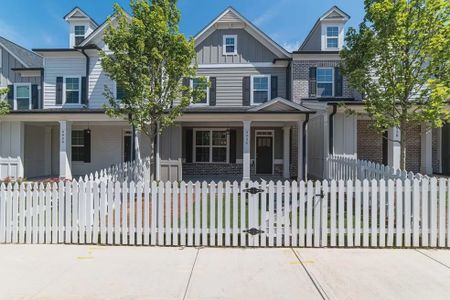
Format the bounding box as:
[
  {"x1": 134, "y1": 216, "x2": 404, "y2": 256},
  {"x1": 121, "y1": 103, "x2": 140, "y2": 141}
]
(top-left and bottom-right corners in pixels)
[
  {"x1": 195, "y1": 29, "x2": 278, "y2": 64},
  {"x1": 300, "y1": 26, "x2": 322, "y2": 51},
  {"x1": 197, "y1": 67, "x2": 287, "y2": 106},
  {"x1": 0, "y1": 47, "x2": 40, "y2": 86}
]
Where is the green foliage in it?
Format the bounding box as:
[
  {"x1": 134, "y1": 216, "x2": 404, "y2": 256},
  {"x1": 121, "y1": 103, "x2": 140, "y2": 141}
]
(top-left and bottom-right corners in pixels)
[
  {"x1": 341, "y1": 0, "x2": 450, "y2": 169},
  {"x1": 100, "y1": 0, "x2": 200, "y2": 136},
  {"x1": 0, "y1": 87, "x2": 10, "y2": 116}
]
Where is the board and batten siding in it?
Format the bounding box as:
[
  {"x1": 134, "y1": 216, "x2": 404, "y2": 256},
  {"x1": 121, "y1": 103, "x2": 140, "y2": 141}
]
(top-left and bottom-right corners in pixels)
[
  {"x1": 195, "y1": 29, "x2": 278, "y2": 64},
  {"x1": 0, "y1": 47, "x2": 40, "y2": 86},
  {"x1": 196, "y1": 67, "x2": 287, "y2": 106}
]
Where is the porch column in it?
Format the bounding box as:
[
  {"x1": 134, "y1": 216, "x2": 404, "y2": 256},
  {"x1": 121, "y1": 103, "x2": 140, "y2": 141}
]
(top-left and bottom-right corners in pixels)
[
  {"x1": 387, "y1": 127, "x2": 401, "y2": 169},
  {"x1": 59, "y1": 121, "x2": 72, "y2": 179},
  {"x1": 297, "y1": 120, "x2": 304, "y2": 180},
  {"x1": 421, "y1": 123, "x2": 433, "y2": 175},
  {"x1": 283, "y1": 126, "x2": 290, "y2": 179},
  {"x1": 243, "y1": 120, "x2": 251, "y2": 181}
]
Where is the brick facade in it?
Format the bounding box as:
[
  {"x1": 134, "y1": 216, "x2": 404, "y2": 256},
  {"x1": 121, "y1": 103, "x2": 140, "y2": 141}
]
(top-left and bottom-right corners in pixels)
[
  {"x1": 404, "y1": 125, "x2": 421, "y2": 173},
  {"x1": 357, "y1": 120, "x2": 384, "y2": 164},
  {"x1": 182, "y1": 163, "x2": 284, "y2": 178},
  {"x1": 291, "y1": 60, "x2": 355, "y2": 103},
  {"x1": 432, "y1": 128, "x2": 440, "y2": 173}
]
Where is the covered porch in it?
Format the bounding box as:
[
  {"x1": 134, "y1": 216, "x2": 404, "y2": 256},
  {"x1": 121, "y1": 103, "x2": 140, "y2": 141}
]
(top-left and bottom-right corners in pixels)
[
  {"x1": 0, "y1": 111, "x2": 139, "y2": 181},
  {"x1": 156, "y1": 100, "x2": 313, "y2": 182}
]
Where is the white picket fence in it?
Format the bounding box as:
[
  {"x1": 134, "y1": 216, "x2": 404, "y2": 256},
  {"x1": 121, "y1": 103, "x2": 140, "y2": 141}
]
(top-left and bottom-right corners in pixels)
[
  {"x1": 327, "y1": 155, "x2": 424, "y2": 181},
  {"x1": 88, "y1": 158, "x2": 151, "y2": 183},
  {"x1": 1, "y1": 178, "x2": 449, "y2": 248}
]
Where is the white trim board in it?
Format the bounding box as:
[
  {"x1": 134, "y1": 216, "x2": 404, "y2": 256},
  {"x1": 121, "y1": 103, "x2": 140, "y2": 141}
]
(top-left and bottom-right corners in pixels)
[{"x1": 197, "y1": 63, "x2": 287, "y2": 69}]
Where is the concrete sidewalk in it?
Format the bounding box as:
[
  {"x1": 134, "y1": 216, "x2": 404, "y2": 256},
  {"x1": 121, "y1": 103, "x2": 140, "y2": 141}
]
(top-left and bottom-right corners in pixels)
[{"x1": 0, "y1": 246, "x2": 449, "y2": 300}]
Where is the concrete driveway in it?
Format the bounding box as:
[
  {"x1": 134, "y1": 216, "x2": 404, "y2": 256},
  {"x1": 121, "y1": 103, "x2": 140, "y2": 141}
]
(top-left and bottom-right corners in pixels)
[{"x1": 0, "y1": 246, "x2": 449, "y2": 300}]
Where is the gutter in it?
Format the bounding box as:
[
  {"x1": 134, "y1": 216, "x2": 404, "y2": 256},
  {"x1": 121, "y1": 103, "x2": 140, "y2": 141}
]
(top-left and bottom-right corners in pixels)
[
  {"x1": 302, "y1": 113, "x2": 310, "y2": 179},
  {"x1": 329, "y1": 103, "x2": 338, "y2": 154}
]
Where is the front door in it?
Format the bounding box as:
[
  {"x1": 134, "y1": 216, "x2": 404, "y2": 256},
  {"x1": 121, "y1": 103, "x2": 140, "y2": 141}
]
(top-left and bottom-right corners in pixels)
[
  {"x1": 256, "y1": 136, "x2": 273, "y2": 174},
  {"x1": 123, "y1": 131, "x2": 132, "y2": 162}
]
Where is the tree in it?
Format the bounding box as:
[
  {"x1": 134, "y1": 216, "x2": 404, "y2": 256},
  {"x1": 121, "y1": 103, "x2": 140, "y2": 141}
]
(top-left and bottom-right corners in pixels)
[
  {"x1": 100, "y1": 0, "x2": 203, "y2": 176},
  {"x1": 341, "y1": 0, "x2": 450, "y2": 170},
  {"x1": 0, "y1": 87, "x2": 10, "y2": 116}
]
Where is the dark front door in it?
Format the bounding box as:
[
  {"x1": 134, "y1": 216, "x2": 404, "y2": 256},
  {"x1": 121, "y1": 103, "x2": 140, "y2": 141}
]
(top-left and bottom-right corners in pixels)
[
  {"x1": 442, "y1": 124, "x2": 450, "y2": 174},
  {"x1": 124, "y1": 134, "x2": 132, "y2": 162},
  {"x1": 256, "y1": 136, "x2": 273, "y2": 174}
]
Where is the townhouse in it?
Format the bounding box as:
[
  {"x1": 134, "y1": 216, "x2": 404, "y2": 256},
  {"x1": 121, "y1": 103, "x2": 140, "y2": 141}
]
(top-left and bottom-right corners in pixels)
[{"x1": 0, "y1": 5, "x2": 443, "y2": 182}]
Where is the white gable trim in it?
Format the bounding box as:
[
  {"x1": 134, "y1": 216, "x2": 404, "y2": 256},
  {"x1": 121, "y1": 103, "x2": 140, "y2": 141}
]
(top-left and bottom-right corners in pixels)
[
  {"x1": 0, "y1": 41, "x2": 29, "y2": 68},
  {"x1": 320, "y1": 6, "x2": 350, "y2": 21},
  {"x1": 194, "y1": 7, "x2": 290, "y2": 58},
  {"x1": 248, "y1": 97, "x2": 312, "y2": 112}
]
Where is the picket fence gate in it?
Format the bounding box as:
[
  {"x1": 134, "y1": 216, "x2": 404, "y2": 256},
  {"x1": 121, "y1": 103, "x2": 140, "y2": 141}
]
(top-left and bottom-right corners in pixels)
[{"x1": 0, "y1": 178, "x2": 449, "y2": 248}]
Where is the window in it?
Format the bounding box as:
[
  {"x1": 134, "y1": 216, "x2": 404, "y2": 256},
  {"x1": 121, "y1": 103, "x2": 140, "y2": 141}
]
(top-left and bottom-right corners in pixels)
[
  {"x1": 116, "y1": 82, "x2": 126, "y2": 100},
  {"x1": 194, "y1": 129, "x2": 228, "y2": 163},
  {"x1": 14, "y1": 84, "x2": 31, "y2": 110},
  {"x1": 191, "y1": 77, "x2": 209, "y2": 105},
  {"x1": 326, "y1": 26, "x2": 339, "y2": 48},
  {"x1": 317, "y1": 68, "x2": 334, "y2": 97},
  {"x1": 74, "y1": 26, "x2": 86, "y2": 46},
  {"x1": 72, "y1": 130, "x2": 85, "y2": 162},
  {"x1": 64, "y1": 77, "x2": 81, "y2": 104},
  {"x1": 223, "y1": 35, "x2": 237, "y2": 55},
  {"x1": 251, "y1": 75, "x2": 271, "y2": 104}
]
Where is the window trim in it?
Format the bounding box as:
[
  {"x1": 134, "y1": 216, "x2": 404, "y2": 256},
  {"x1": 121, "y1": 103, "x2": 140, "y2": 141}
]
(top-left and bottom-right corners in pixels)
[
  {"x1": 326, "y1": 26, "x2": 339, "y2": 49},
  {"x1": 250, "y1": 74, "x2": 271, "y2": 105},
  {"x1": 223, "y1": 35, "x2": 237, "y2": 56},
  {"x1": 193, "y1": 128, "x2": 229, "y2": 164},
  {"x1": 71, "y1": 129, "x2": 85, "y2": 162},
  {"x1": 316, "y1": 67, "x2": 334, "y2": 97},
  {"x1": 14, "y1": 83, "x2": 32, "y2": 110},
  {"x1": 63, "y1": 76, "x2": 82, "y2": 105},
  {"x1": 190, "y1": 76, "x2": 210, "y2": 106},
  {"x1": 74, "y1": 25, "x2": 86, "y2": 45}
]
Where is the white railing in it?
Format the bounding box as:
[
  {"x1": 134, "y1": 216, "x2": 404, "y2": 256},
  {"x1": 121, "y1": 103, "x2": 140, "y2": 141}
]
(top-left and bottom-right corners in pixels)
[
  {"x1": 327, "y1": 155, "x2": 424, "y2": 181},
  {"x1": 85, "y1": 158, "x2": 151, "y2": 183},
  {"x1": 0, "y1": 178, "x2": 449, "y2": 248}
]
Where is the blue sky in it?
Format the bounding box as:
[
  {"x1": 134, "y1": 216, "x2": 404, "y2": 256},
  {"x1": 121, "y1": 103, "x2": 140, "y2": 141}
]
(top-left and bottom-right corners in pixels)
[{"x1": 0, "y1": 0, "x2": 364, "y2": 51}]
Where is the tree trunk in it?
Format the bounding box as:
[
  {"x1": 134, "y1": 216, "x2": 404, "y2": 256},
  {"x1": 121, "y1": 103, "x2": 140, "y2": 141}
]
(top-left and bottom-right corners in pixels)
[{"x1": 399, "y1": 123, "x2": 407, "y2": 171}]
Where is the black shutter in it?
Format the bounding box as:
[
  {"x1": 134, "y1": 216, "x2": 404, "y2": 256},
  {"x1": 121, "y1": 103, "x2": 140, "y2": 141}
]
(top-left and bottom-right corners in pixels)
[
  {"x1": 242, "y1": 76, "x2": 250, "y2": 106},
  {"x1": 83, "y1": 129, "x2": 91, "y2": 163},
  {"x1": 309, "y1": 67, "x2": 317, "y2": 98},
  {"x1": 229, "y1": 129, "x2": 236, "y2": 164},
  {"x1": 209, "y1": 77, "x2": 216, "y2": 106},
  {"x1": 185, "y1": 129, "x2": 193, "y2": 163},
  {"x1": 271, "y1": 76, "x2": 278, "y2": 99},
  {"x1": 7, "y1": 84, "x2": 14, "y2": 109},
  {"x1": 116, "y1": 82, "x2": 126, "y2": 100},
  {"x1": 182, "y1": 77, "x2": 190, "y2": 98},
  {"x1": 31, "y1": 84, "x2": 39, "y2": 109},
  {"x1": 81, "y1": 76, "x2": 88, "y2": 105},
  {"x1": 334, "y1": 67, "x2": 343, "y2": 97},
  {"x1": 56, "y1": 77, "x2": 63, "y2": 104}
]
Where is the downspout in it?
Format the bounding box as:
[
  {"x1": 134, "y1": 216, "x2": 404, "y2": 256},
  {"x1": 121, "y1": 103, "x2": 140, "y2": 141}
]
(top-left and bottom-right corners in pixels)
[
  {"x1": 329, "y1": 104, "x2": 338, "y2": 154},
  {"x1": 79, "y1": 48, "x2": 90, "y2": 107},
  {"x1": 302, "y1": 113, "x2": 310, "y2": 179}
]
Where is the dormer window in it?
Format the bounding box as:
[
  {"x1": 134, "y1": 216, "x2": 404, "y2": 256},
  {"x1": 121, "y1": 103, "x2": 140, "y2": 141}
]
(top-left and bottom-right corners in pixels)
[
  {"x1": 223, "y1": 35, "x2": 237, "y2": 55},
  {"x1": 326, "y1": 26, "x2": 339, "y2": 49},
  {"x1": 74, "y1": 25, "x2": 86, "y2": 46}
]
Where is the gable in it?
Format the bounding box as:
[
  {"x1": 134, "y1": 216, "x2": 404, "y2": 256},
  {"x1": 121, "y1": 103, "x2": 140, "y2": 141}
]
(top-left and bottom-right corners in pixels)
[
  {"x1": 195, "y1": 29, "x2": 279, "y2": 64},
  {"x1": 195, "y1": 7, "x2": 290, "y2": 59}
]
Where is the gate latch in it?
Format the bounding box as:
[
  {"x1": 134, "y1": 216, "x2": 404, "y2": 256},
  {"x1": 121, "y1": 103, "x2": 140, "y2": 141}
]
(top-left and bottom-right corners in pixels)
[
  {"x1": 244, "y1": 228, "x2": 265, "y2": 235},
  {"x1": 243, "y1": 187, "x2": 264, "y2": 194}
]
